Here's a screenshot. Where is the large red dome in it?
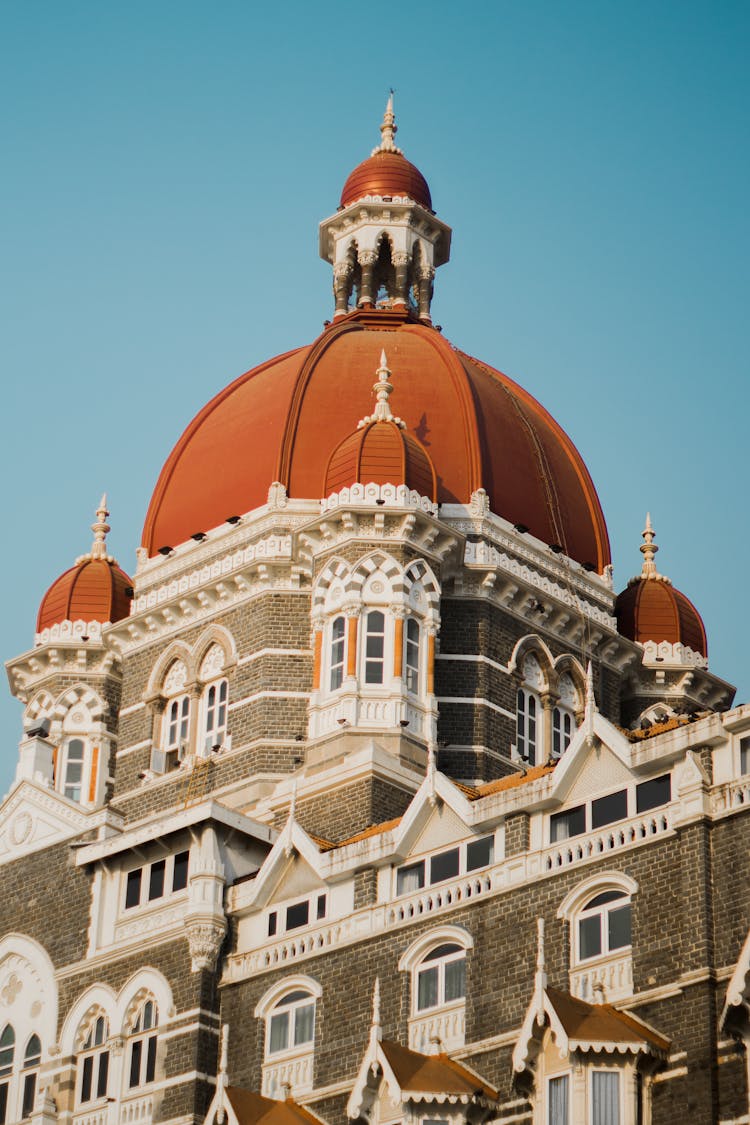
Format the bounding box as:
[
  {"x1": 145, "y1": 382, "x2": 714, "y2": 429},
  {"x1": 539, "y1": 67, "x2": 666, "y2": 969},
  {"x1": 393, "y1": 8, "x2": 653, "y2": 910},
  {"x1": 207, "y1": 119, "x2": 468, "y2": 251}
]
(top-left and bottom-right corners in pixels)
[{"x1": 142, "y1": 309, "x2": 610, "y2": 571}]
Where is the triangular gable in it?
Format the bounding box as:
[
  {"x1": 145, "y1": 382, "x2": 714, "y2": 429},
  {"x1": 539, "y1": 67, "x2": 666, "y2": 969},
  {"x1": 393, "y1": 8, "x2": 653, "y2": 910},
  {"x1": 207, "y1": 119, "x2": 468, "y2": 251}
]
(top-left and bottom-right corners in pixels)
[
  {"x1": 239, "y1": 818, "x2": 327, "y2": 910},
  {"x1": 393, "y1": 770, "x2": 475, "y2": 859},
  {"x1": 0, "y1": 778, "x2": 93, "y2": 864},
  {"x1": 548, "y1": 712, "x2": 636, "y2": 804}
]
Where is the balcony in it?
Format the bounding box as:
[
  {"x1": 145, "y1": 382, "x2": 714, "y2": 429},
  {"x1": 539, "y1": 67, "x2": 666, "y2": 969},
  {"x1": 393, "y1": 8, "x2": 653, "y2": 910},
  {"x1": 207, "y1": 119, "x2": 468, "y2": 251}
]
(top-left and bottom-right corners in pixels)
[
  {"x1": 408, "y1": 1001, "x2": 465, "y2": 1053},
  {"x1": 261, "y1": 1049, "x2": 313, "y2": 1099},
  {"x1": 570, "y1": 950, "x2": 633, "y2": 1003}
]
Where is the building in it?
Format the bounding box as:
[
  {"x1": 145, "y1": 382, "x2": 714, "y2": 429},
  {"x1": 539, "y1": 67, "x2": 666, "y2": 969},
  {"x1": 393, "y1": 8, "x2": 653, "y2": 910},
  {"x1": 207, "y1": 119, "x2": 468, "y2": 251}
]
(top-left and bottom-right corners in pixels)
[{"x1": 2, "y1": 99, "x2": 750, "y2": 1125}]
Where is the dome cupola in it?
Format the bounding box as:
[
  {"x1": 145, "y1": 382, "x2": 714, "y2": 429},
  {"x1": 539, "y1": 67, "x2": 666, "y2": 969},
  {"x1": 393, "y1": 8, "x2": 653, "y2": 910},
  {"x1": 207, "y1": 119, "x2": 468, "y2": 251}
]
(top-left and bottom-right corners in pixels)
[
  {"x1": 37, "y1": 496, "x2": 133, "y2": 635},
  {"x1": 616, "y1": 515, "x2": 707, "y2": 658},
  {"x1": 324, "y1": 350, "x2": 437, "y2": 500},
  {"x1": 320, "y1": 96, "x2": 451, "y2": 323}
]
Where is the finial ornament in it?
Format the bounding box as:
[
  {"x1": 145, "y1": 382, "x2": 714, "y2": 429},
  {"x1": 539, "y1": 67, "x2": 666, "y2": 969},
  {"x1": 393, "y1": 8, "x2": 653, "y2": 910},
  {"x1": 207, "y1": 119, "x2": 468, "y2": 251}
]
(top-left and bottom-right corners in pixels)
[
  {"x1": 534, "y1": 917, "x2": 547, "y2": 1025},
  {"x1": 358, "y1": 351, "x2": 406, "y2": 429},
  {"x1": 90, "y1": 494, "x2": 110, "y2": 560},
  {"x1": 372, "y1": 91, "x2": 402, "y2": 156},
  {"x1": 216, "y1": 1023, "x2": 229, "y2": 1124},
  {"x1": 640, "y1": 512, "x2": 659, "y2": 578},
  {"x1": 584, "y1": 660, "x2": 597, "y2": 745}
]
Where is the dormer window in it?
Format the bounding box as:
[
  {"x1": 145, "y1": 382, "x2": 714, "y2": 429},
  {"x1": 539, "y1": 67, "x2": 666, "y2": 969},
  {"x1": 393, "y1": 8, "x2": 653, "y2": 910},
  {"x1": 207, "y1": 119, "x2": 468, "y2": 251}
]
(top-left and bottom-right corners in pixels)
[
  {"x1": 123, "y1": 851, "x2": 190, "y2": 911},
  {"x1": 396, "y1": 835, "x2": 494, "y2": 896},
  {"x1": 267, "y1": 893, "x2": 327, "y2": 938}
]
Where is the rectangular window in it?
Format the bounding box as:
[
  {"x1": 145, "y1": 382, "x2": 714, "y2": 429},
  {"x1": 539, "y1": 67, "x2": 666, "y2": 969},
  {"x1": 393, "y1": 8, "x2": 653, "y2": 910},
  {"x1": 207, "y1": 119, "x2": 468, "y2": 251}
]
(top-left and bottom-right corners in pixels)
[
  {"x1": 129, "y1": 1040, "x2": 142, "y2": 1088},
  {"x1": 417, "y1": 965, "x2": 439, "y2": 1010},
  {"x1": 80, "y1": 1056, "x2": 94, "y2": 1103},
  {"x1": 466, "y1": 835, "x2": 494, "y2": 871},
  {"x1": 444, "y1": 957, "x2": 466, "y2": 1002},
  {"x1": 430, "y1": 847, "x2": 460, "y2": 885},
  {"x1": 591, "y1": 789, "x2": 627, "y2": 829},
  {"x1": 286, "y1": 900, "x2": 310, "y2": 930},
  {"x1": 96, "y1": 1052, "x2": 109, "y2": 1100},
  {"x1": 294, "y1": 1003, "x2": 315, "y2": 1046},
  {"x1": 548, "y1": 1074, "x2": 569, "y2": 1125},
  {"x1": 269, "y1": 1011, "x2": 289, "y2": 1054},
  {"x1": 21, "y1": 1073, "x2": 37, "y2": 1120},
  {"x1": 592, "y1": 1070, "x2": 620, "y2": 1125},
  {"x1": 364, "y1": 611, "x2": 386, "y2": 684},
  {"x1": 579, "y1": 914, "x2": 602, "y2": 960},
  {"x1": 172, "y1": 850, "x2": 189, "y2": 892},
  {"x1": 316, "y1": 894, "x2": 327, "y2": 920},
  {"x1": 741, "y1": 738, "x2": 750, "y2": 776},
  {"x1": 125, "y1": 868, "x2": 142, "y2": 909},
  {"x1": 550, "y1": 805, "x2": 586, "y2": 842},
  {"x1": 0, "y1": 1083, "x2": 7, "y2": 1125},
  {"x1": 636, "y1": 773, "x2": 671, "y2": 813},
  {"x1": 397, "y1": 861, "x2": 425, "y2": 895},
  {"x1": 268, "y1": 911, "x2": 278, "y2": 937},
  {"x1": 145, "y1": 1036, "x2": 157, "y2": 1084},
  {"x1": 608, "y1": 905, "x2": 632, "y2": 950},
  {"x1": 148, "y1": 859, "x2": 166, "y2": 901}
]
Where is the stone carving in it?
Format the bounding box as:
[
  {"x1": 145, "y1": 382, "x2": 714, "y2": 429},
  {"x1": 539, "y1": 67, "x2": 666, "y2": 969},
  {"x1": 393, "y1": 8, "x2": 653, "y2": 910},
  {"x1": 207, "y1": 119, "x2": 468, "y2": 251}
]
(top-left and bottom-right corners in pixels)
[
  {"x1": 187, "y1": 921, "x2": 226, "y2": 973},
  {"x1": 199, "y1": 644, "x2": 225, "y2": 680},
  {"x1": 1, "y1": 972, "x2": 22, "y2": 1004},
  {"x1": 163, "y1": 660, "x2": 188, "y2": 695},
  {"x1": 267, "y1": 481, "x2": 289, "y2": 510}
]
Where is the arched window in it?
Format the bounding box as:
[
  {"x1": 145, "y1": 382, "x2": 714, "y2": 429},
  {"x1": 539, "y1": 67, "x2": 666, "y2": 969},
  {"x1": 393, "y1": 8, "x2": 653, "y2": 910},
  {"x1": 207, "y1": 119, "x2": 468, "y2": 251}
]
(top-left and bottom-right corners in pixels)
[
  {"x1": 0, "y1": 1025, "x2": 15, "y2": 1125},
  {"x1": 20, "y1": 1035, "x2": 41, "y2": 1119},
  {"x1": 127, "y1": 1000, "x2": 158, "y2": 1090},
  {"x1": 517, "y1": 654, "x2": 544, "y2": 765},
  {"x1": 267, "y1": 989, "x2": 315, "y2": 1056},
  {"x1": 60, "y1": 738, "x2": 86, "y2": 802},
  {"x1": 201, "y1": 680, "x2": 228, "y2": 754},
  {"x1": 330, "y1": 616, "x2": 346, "y2": 691},
  {"x1": 78, "y1": 1016, "x2": 109, "y2": 1105},
  {"x1": 553, "y1": 673, "x2": 578, "y2": 759},
  {"x1": 577, "y1": 891, "x2": 631, "y2": 964},
  {"x1": 164, "y1": 696, "x2": 190, "y2": 767},
  {"x1": 364, "y1": 611, "x2": 386, "y2": 684},
  {"x1": 404, "y1": 618, "x2": 420, "y2": 693},
  {"x1": 415, "y1": 943, "x2": 466, "y2": 1013}
]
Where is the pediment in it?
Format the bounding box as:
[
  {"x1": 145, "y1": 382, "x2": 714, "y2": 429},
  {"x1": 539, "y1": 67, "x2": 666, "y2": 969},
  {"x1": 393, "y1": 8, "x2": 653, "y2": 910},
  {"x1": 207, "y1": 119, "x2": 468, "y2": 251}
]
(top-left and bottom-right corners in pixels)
[
  {"x1": 410, "y1": 802, "x2": 470, "y2": 858},
  {"x1": 0, "y1": 780, "x2": 91, "y2": 865},
  {"x1": 549, "y1": 712, "x2": 635, "y2": 804},
  {"x1": 563, "y1": 743, "x2": 634, "y2": 804},
  {"x1": 270, "y1": 852, "x2": 326, "y2": 902}
]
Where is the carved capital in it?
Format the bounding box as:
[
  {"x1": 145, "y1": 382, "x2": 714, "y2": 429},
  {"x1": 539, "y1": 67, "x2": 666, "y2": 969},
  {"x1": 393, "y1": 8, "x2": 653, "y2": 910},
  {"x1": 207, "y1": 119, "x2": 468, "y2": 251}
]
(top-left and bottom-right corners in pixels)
[
  {"x1": 390, "y1": 606, "x2": 408, "y2": 620},
  {"x1": 342, "y1": 604, "x2": 361, "y2": 619},
  {"x1": 187, "y1": 919, "x2": 227, "y2": 973},
  {"x1": 392, "y1": 251, "x2": 409, "y2": 266},
  {"x1": 358, "y1": 249, "x2": 377, "y2": 266},
  {"x1": 333, "y1": 261, "x2": 353, "y2": 279}
]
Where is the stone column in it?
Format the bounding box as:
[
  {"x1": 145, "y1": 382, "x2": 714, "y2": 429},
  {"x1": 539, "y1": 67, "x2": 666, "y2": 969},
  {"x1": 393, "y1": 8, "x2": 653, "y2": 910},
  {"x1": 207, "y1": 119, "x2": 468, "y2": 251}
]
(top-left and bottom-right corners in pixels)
[
  {"x1": 392, "y1": 607, "x2": 406, "y2": 679},
  {"x1": 416, "y1": 264, "x2": 435, "y2": 322},
  {"x1": 185, "y1": 825, "x2": 227, "y2": 973},
  {"x1": 344, "y1": 606, "x2": 360, "y2": 681},
  {"x1": 333, "y1": 261, "x2": 353, "y2": 317},
  {"x1": 392, "y1": 251, "x2": 409, "y2": 306},
  {"x1": 358, "y1": 250, "x2": 377, "y2": 308}
]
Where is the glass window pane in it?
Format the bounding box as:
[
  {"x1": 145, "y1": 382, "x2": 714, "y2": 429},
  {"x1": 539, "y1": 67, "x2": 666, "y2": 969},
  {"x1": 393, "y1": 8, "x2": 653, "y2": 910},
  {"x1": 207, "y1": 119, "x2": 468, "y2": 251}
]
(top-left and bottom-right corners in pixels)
[
  {"x1": 579, "y1": 915, "x2": 602, "y2": 960},
  {"x1": 0, "y1": 1027, "x2": 14, "y2": 1073},
  {"x1": 636, "y1": 774, "x2": 671, "y2": 813},
  {"x1": 285, "y1": 901, "x2": 309, "y2": 930},
  {"x1": 444, "y1": 957, "x2": 466, "y2": 1002},
  {"x1": 466, "y1": 836, "x2": 493, "y2": 871},
  {"x1": 397, "y1": 862, "x2": 424, "y2": 895},
  {"x1": 172, "y1": 851, "x2": 189, "y2": 892},
  {"x1": 592, "y1": 1071, "x2": 620, "y2": 1125},
  {"x1": 316, "y1": 894, "x2": 327, "y2": 919},
  {"x1": 548, "y1": 1074, "x2": 569, "y2": 1125},
  {"x1": 587, "y1": 891, "x2": 625, "y2": 909},
  {"x1": 148, "y1": 860, "x2": 166, "y2": 901},
  {"x1": 268, "y1": 912, "x2": 277, "y2": 937},
  {"x1": 269, "y1": 1012, "x2": 289, "y2": 1054},
  {"x1": 145, "y1": 1036, "x2": 157, "y2": 1084},
  {"x1": 96, "y1": 1051, "x2": 109, "y2": 1099},
  {"x1": 125, "y1": 869, "x2": 142, "y2": 909},
  {"x1": 429, "y1": 848, "x2": 460, "y2": 884},
  {"x1": 417, "y1": 966, "x2": 438, "y2": 1010},
  {"x1": 550, "y1": 805, "x2": 586, "y2": 842},
  {"x1": 608, "y1": 905, "x2": 631, "y2": 951},
  {"x1": 293, "y1": 1003, "x2": 315, "y2": 1045},
  {"x1": 741, "y1": 738, "x2": 750, "y2": 776},
  {"x1": 22, "y1": 1073, "x2": 36, "y2": 1119},
  {"x1": 423, "y1": 943, "x2": 461, "y2": 961},
  {"x1": 24, "y1": 1036, "x2": 41, "y2": 1066},
  {"x1": 129, "y1": 1040, "x2": 142, "y2": 1088},
  {"x1": 80, "y1": 1056, "x2": 93, "y2": 1103},
  {"x1": 591, "y1": 790, "x2": 628, "y2": 829},
  {"x1": 0, "y1": 1083, "x2": 8, "y2": 1125}
]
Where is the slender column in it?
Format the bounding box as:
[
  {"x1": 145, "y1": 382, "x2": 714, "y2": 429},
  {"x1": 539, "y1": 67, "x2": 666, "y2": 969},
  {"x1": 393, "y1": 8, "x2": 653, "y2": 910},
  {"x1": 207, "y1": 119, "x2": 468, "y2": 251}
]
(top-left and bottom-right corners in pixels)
[
  {"x1": 311, "y1": 625, "x2": 324, "y2": 691},
  {"x1": 333, "y1": 261, "x2": 353, "y2": 317},
  {"x1": 358, "y1": 250, "x2": 377, "y2": 308},
  {"x1": 392, "y1": 251, "x2": 409, "y2": 306},
  {"x1": 88, "y1": 744, "x2": 99, "y2": 804},
  {"x1": 426, "y1": 628, "x2": 437, "y2": 695},
  {"x1": 187, "y1": 682, "x2": 202, "y2": 759},
  {"x1": 416, "y1": 264, "x2": 435, "y2": 322},
  {"x1": 345, "y1": 608, "x2": 360, "y2": 679},
  {"x1": 541, "y1": 693, "x2": 555, "y2": 764}
]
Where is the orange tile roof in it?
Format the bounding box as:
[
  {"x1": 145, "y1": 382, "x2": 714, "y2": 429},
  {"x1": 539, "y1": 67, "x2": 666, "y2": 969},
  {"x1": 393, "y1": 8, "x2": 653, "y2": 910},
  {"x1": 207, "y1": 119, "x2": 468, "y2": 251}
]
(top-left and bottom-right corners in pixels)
[
  {"x1": 467, "y1": 763, "x2": 556, "y2": 800},
  {"x1": 318, "y1": 817, "x2": 402, "y2": 851},
  {"x1": 625, "y1": 716, "x2": 692, "y2": 742},
  {"x1": 546, "y1": 988, "x2": 669, "y2": 1053},
  {"x1": 380, "y1": 1040, "x2": 498, "y2": 1099},
  {"x1": 225, "y1": 1088, "x2": 323, "y2": 1125}
]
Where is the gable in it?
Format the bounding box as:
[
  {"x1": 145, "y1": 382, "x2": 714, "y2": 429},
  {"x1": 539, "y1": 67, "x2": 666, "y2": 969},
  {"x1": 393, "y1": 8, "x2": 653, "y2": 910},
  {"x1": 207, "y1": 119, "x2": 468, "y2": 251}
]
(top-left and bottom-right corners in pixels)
[
  {"x1": 563, "y1": 743, "x2": 633, "y2": 804},
  {"x1": 270, "y1": 853, "x2": 326, "y2": 902},
  {"x1": 0, "y1": 780, "x2": 90, "y2": 865},
  {"x1": 410, "y1": 802, "x2": 469, "y2": 857}
]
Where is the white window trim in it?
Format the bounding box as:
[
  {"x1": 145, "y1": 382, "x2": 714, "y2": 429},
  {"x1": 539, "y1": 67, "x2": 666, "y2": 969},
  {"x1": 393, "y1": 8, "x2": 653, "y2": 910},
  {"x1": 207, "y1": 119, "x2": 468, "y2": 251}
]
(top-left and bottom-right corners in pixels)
[
  {"x1": 589, "y1": 1066, "x2": 623, "y2": 1125},
  {"x1": 393, "y1": 834, "x2": 496, "y2": 898},
  {"x1": 121, "y1": 851, "x2": 190, "y2": 914},
  {"x1": 199, "y1": 678, "x2": 229, "y2": 756}
]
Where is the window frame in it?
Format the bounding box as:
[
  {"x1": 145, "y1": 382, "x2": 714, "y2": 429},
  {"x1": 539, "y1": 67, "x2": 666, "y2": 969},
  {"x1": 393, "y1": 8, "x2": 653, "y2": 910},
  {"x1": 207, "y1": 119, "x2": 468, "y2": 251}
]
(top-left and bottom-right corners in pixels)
[
  {"x1": 122, "y1": 850, "x2": 190, "y2": 912},
  {"x1": 329, "y1": 616, "x2": 347, "y2": 692},
  {"x1": 547, "y1": 1071, "x2": 571, "y2": 1125},
  {"x1": 549, "y1": 774, "x2": 672, "y2": 843},
  {"x1": 404, "y1": 617, "x2": 421, "y2": 695},
  {"x1": 517, "y1": 686, "x2": 540, "y2": 765},
  {"x1": 362, "y1": 610, "x2": 387, "y2": 686},
  {"x1": 265, "y1": 990, "x2": 316, "y2": 1058},
  {"x1": 266, "y1": 892, "x2": 328, "y2": 939},
  {"x1": 413, "y1": 942, "x2": 467, "y2": 1015},
  {"x1": 576, "y1": 891, "x2": 632, "y2": 965},
  {"x1": 77, "y1": 1016, "x2": 110, "y2": 1107},
  {"x1": 589, "y1": 1067, "x2": 622, "y2": 1125},
  {"x1": 127, "y1": 1000, "x2": 159, "y2": 1091},
  {"x1": 395, "y1": 834, "x2": 495, "y2": 897},
  {"x1": 200, "y1": 678, "x2": 228, "y2": 755},
  {"x1": 163, "y1": 694, "x2": 191, "y2": 764}
]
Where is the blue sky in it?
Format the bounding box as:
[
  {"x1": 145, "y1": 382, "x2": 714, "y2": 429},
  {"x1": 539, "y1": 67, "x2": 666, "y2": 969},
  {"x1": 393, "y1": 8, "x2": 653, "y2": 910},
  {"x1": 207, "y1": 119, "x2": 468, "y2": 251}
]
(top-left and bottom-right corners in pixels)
[{"x1": 1, "y1": 1, "x2": 748, "y2": 793}]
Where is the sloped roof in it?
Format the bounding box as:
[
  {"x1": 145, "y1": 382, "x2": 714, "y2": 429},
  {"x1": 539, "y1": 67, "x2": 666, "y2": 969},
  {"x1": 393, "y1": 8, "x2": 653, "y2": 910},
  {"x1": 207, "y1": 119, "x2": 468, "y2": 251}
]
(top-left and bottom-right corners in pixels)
[
  {"x1": 380, "y1": 1039, "x2": 498, "y2": 1100},
  {"x1": 546, "y1": 987, "x2": 669, "y2": 1054},
  {"x1": 225, "y1": 1088, "x2": 324, "y2": 1125}
]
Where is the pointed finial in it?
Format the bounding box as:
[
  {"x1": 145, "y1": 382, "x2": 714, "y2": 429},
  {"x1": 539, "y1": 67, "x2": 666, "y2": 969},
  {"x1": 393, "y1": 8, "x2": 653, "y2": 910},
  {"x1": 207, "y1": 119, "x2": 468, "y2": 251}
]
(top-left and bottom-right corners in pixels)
[
  {"x1": 536, "y1": 917, "x2": 546, "y2": 973},
  {"x1": 426, "y1": 742, "x2": 438, "y2": 806},
  {"x1": 640, "y1": 512, "x2": 659, "y2": 579},
  {"x1": 371, "y1": 977, "x2": 382, "y2": 1041},
  {"x1": 216, "y1": 1024, "x2": 229, "y2": 1123},
  {"x1": 90, "y1": 494, "x2": 110, "y2": 560},
  {"x1": 357, "y1": 351, "x2": 405, "y2": 428},
  {"x1": 534, "y1": 917, "x2": 547, "y2": 1025},
  {"x1": 284, "y1": 777, "x2": 297, "y2": 858},
  {"x1": 584, "y1": 661, "x2": 597, "y2": 744},
  {"x1": 372, "y1": 91, "x2": 403, "y2": 156}
]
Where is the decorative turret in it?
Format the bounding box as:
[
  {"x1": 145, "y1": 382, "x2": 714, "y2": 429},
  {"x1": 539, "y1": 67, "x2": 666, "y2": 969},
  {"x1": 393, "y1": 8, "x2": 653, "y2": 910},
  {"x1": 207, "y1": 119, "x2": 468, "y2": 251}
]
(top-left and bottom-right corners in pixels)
[
  {"x1": 319, "y1": 97, "x2": 451, "y2": 323},
  {"x1": 324, "y1": 352, "x2": 437, "y2": 500}
]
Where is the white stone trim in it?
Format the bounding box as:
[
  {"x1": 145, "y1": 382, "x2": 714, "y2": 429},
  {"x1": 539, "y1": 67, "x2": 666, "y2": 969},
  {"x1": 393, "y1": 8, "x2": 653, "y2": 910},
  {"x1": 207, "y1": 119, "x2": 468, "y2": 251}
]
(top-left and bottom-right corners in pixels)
[{"x1": 437, "y1": 695, "x2": 516, "y2": 721}]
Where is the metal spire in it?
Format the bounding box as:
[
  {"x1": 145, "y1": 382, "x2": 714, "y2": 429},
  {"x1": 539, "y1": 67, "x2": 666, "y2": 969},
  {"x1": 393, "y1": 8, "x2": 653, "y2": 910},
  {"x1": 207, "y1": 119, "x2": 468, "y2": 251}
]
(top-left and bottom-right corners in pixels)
[
  {"x1": 358, "y1": 351, "x2": 405, "y2": 429},
  {"x1": 90, "y1": 494, "x2": 110, "y2": 560}
]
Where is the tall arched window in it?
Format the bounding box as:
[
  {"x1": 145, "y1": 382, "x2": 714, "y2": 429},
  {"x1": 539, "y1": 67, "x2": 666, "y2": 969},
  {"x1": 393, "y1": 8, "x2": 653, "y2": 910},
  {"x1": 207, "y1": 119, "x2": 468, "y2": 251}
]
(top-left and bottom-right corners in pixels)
[
  {"x1": 60, "y1": 738, "x2": 86, "y2": 802},
  {"x1": 78, "y1": 1016, "x2": 109, "y2": 1106},
  {"x1": 20, "y1": 1035, "x2": 41, "y2": 1119},
  {"x1": 415, "y1": 943, "x2": 466, "y2": 1013},
  {"x1": 127, "y1": 1000, "x2": 158, "y2": 1090},
  {"x1": 400, "y1": 927, "x2": 472, "y2": 1053},
  {"x1": 517, "y1": 654, "x2": 544, "y2": 765},
  {"x1": 0, "y1": 1025, "x2": 14, "y2": 1125},
  {"x1": 404, "y1": 618, "x2": 420, "y2": 693},
  {"x1": 201, "y1": 681, "x2": 228, "y2": 753},
  {"x1": 577, "y1": 891, "x2": 631, "y2": 964},
  {"x1": 364, "y1": 611, "x2": 385, "y2": 684},
  {"x1": 553, "y1": 673, "x2": 578, "y2": 759},
  {"x1": 330, "y1": 616, "x2": 346, "y2": 691},
  {"x1": 255, "y1": 977, "x2": 321, "y2": 1099},
  {"x1": 267, "y1": 990, "x2": 315, "y2": 1056}
]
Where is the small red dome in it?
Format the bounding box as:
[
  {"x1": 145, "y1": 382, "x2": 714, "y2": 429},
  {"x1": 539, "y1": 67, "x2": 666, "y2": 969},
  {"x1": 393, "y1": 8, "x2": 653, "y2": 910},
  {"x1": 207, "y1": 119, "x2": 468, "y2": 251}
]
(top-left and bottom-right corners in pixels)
[
  {"x1": 616, "y1": 578, "x2": 707, "y2": 657},
  {"x1": 37, "y1": 557, "x2": 133, "y2": 633},
  {"x1": 325, "y1": 419, "x2": 437, "y2": 500},
  {"x1": 340, "y1": 151, "x2": 432, "y2": 210}
]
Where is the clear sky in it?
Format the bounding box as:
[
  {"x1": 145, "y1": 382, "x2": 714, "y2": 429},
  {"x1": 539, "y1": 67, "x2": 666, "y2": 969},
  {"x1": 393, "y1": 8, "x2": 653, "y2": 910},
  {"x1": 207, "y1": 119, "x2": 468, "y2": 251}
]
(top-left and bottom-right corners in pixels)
[{"x1": 1, "y1": 1, "x2": 748, "y2": 794}]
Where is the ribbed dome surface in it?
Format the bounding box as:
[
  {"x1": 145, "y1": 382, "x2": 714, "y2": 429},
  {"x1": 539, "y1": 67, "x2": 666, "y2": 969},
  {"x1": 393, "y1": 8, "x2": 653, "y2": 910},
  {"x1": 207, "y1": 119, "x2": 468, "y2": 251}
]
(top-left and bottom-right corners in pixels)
[
  {"x1": 142, "y1": 309, "x2": 610, "y2": 571},
  {"x1": 325, "y1": 419, "x2": 437, "y2": 500},
  {"x1": 37, "y1": 557, "x2": 133, "y2": 632},
  {"x1": 340, "y1": 151, "x2": 432, "y2": 210},
  {"x1": 616, "y1": 579, "x2": 707, "y2": 657}
]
